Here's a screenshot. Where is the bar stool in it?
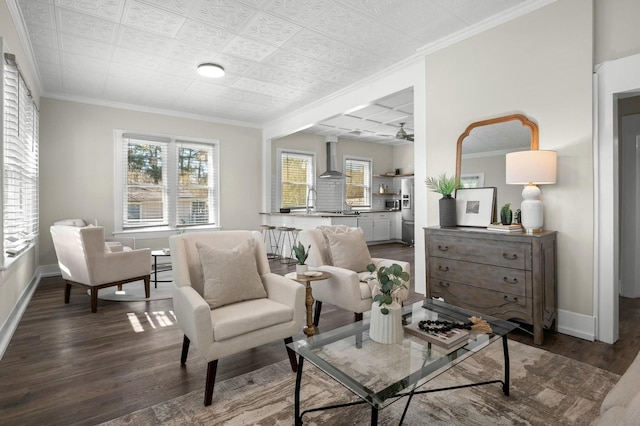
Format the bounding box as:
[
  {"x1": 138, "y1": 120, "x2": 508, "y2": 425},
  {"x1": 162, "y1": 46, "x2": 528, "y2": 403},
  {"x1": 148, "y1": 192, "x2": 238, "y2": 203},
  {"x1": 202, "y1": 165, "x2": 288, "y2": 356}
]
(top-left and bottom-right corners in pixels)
[
  {"x1": 277, "y1": 226, "x2": 297, "y2": 264},
  {"x1": 260, "y1": 225, "x2": 279, "y2": 260}
]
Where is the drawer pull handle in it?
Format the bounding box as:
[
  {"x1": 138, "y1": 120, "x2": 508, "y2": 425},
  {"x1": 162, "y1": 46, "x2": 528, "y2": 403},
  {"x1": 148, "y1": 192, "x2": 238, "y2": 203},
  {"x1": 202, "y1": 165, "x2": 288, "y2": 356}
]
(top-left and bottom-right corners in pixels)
[
  {"x1": 503, "y1": 277, "x2": 518, "y2": 284},
  {"x1": 438, "y1": 265, "x2": 449, "y2": 272},
  {"x1": 437, "y1": 245, "x2": 449, "y2": 251},
  {"x1": 504, "y1": 295, "x2": 518, "y2": 303},
  {"x1": 438, "y1": 281, "x2": 450, "y2": 288},
  {"x1": 503, "y1": 253, "x2": 518, "y2": 260}
]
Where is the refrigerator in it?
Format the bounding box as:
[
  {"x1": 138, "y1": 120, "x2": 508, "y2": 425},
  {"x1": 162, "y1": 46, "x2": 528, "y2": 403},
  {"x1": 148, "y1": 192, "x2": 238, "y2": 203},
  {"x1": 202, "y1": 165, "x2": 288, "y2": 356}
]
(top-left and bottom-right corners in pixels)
[{"x1": 401, "y1": 178, "x2": 414, "y2": 246}]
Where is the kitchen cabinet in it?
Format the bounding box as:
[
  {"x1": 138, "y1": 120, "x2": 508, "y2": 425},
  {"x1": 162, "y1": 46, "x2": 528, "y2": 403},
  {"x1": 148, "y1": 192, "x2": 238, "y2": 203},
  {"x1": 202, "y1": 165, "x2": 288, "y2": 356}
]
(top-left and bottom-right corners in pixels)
[
  {"x1": 357, "y1": 213, "x2": 374, "y2": 241},
  {"x1": 373, "y1": 212, "x2": 391, "y2": 241},
  {"x1": 390, "y1": 212, "x2": 402, "y2": 240},
  {"x1": 424, "y1": 226, "x2": 557, "y2": 345}
]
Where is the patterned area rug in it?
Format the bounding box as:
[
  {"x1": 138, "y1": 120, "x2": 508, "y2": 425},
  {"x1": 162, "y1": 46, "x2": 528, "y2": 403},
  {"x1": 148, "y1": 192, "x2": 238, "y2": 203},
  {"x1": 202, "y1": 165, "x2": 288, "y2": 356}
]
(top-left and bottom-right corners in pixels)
[{"x1": 100, "y1": 340, "x2": 618, "y2": 425}]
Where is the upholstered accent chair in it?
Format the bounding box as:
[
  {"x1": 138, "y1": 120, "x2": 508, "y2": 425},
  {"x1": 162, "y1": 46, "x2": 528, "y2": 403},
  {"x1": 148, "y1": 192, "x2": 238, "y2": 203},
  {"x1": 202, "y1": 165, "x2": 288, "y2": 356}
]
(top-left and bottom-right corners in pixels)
[
  {"x1": 169, "y1": 230, "x2": 305, "y2": 406},
  {"x1": 50, "y1": 223, "x2": 151, "y2": 313},
  {"x1": 297, "y1": 225, "x2": 410, "y2": 326}
]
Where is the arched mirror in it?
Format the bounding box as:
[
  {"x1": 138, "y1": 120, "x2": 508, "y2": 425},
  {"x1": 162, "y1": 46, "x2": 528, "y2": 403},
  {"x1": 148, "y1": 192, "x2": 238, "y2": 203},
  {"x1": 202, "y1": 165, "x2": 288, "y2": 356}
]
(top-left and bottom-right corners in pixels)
[{"x1": 455, "y1": 114, "x2": 539, "y2": 209}]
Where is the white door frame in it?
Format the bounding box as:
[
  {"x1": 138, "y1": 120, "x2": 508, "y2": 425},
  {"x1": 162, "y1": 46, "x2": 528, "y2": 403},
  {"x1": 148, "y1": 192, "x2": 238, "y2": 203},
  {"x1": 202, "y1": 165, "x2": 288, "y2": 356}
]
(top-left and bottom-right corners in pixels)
[{"x1": 595, "y1": 53, "x2": 640, "y2": 343}]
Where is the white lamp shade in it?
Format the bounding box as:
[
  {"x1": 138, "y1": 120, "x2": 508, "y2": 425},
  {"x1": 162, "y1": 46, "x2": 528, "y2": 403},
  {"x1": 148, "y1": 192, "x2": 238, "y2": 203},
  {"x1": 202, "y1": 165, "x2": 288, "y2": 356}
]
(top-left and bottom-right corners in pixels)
[{"x1": 505, "y1": 150, "x2": 557, "y2": 184}]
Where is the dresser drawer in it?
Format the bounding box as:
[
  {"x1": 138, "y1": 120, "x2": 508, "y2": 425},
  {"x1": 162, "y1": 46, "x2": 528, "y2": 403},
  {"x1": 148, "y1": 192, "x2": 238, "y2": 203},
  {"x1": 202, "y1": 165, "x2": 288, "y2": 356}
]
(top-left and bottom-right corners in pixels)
[
  {"x1": 427, "y1": 235, "x2": 530, "y2": 270},
  {"x1": 428, "y1": 280, "x2": 533, "y2": 324},
  {"x1": 428, "y1": 257, "x2": 529, "y2": 297}
]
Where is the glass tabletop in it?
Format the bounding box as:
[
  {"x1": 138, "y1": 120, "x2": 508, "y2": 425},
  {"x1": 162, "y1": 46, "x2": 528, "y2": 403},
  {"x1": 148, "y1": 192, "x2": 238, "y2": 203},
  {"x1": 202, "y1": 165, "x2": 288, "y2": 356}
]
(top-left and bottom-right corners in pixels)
[{"x1": 288, "y1": 299, "x2": 518, "y2": 410}]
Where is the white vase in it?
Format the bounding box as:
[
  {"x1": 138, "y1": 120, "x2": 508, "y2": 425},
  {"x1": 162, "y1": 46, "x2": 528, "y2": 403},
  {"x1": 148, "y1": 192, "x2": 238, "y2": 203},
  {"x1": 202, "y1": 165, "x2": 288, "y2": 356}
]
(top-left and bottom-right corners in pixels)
[
  {"x1": 369, "y1": 300, "x2": 403, "y2": 344},
  {"x1": 296, "y1": 264, "x2": 308, "y2": 275}
]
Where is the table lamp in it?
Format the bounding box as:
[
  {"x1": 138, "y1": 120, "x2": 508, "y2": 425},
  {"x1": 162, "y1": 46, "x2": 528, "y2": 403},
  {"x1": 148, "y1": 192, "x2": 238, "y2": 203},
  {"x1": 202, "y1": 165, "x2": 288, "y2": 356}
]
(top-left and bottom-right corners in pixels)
[{"x1": 505, "y1": 150, "x2": 557, "y2": 234}]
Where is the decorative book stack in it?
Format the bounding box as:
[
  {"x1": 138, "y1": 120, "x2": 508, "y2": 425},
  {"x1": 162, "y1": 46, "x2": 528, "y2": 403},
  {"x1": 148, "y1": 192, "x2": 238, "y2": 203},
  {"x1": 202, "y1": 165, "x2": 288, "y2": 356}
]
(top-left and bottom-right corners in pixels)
[
  {"x1": 486, "y1": 223, "x2": 523, "y2": 232},
  {"x1": 404, "y1": 323, "x2": 470, "y2": 349}
]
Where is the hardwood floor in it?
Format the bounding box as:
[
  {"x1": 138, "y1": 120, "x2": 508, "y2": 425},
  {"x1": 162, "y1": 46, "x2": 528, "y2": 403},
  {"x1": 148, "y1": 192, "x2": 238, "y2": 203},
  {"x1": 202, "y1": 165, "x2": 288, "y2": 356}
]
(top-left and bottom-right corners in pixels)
[{"x1": 1, "y1": 242, "x2": 638, "y2": 425}]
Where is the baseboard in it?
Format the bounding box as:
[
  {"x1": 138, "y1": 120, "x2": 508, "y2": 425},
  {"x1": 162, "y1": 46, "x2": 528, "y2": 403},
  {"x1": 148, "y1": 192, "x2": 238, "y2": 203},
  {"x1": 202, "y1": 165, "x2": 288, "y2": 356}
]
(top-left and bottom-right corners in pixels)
[
  {"x1": 557, "y1": 309, "x2": 596, "y2": 342},
  {"x1": 0, "y1": 273, "x2": 39, "y2": 360}
]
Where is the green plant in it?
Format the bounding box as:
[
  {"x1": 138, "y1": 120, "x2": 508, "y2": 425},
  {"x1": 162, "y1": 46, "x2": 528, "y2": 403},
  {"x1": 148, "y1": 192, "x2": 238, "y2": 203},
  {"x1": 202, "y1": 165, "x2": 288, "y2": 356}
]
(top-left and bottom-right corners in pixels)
[
  {"x1": 425, "y1": 173, "x2": 458, "y2": 196},
  {"x1": 500, "y1": 203, "x2": 512, "y2": 225},
  {"x1": 292, "y1": 242, "x2": 310, "y2": 265},
  {"x1": 366, "y1": 263, "x2": 410, "y2": 314}
]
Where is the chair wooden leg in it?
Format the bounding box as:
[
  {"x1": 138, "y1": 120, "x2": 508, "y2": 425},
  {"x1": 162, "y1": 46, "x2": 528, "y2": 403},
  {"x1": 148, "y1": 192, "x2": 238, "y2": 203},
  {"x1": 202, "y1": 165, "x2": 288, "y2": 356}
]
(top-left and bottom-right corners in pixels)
[
  {"x1": 313, "y1": 300, "x2": 322, "y2": 327},
  {"x1": 354, "y1": 312, "x2": 363, "y2": 322},
  {"x1": 143, "y1": 275, "x2": 150, "y2": 299},
  {"x1": 90, "y1": 288, "x2": 98, "y2": 313},
  {"x1": 204, "y1": 360, "x2": 218, "y2": 406},
  {"x1": 64, "y1": 282, "x2": 72, "y2": 304},
  {"x1": 181, "y1": 335, "x2": 190, "y2": 365},
  {"x1": 284, "y1": 337, "x2": 297, "y2": 372}
]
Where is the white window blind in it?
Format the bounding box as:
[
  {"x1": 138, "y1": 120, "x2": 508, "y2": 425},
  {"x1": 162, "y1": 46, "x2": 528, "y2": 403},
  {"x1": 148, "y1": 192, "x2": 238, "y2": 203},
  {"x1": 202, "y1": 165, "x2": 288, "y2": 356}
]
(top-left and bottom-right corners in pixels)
[
  {"x1": 345, "y1": 158, "x2": 371, "y2": 207},
  {"x1": 280, "y1": 151, "x2": 314, "y2": 209},
  {"x1": 2, "y1": 53, "x2": 39, "y2": 264},
  {"x1": 116, "y1": 131, "x2": 219, "y2": 231}
]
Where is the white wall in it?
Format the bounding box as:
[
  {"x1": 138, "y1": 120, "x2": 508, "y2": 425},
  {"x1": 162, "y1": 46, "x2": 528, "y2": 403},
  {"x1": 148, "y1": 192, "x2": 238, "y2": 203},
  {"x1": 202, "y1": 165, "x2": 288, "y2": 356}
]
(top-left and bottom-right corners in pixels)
[
  {"x1": 39, "y1": 98, "x2": 263, "y2": 266},
  {"x1": 425, "y1": 0, "x2": 594, "y2": 327},
  {"x1": 594, "y1": 0, "x2": 640, "y2": 64}
]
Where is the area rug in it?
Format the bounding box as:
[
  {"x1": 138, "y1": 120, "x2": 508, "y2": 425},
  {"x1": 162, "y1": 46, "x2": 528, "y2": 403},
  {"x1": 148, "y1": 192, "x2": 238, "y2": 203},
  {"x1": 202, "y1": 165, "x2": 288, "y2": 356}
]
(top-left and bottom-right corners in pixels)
[
  {"x1": 93, "y1": 279, "x2": 173, "y2": 302},
  {"x1": 100, "y1": 340, "x2": 618, "y2": 425}
]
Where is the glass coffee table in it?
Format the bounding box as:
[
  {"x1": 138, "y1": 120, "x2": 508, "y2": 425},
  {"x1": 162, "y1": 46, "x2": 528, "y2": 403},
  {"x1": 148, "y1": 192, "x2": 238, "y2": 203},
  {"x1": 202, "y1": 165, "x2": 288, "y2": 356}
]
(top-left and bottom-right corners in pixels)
[{"x1": 287, "y1": 299, "x2": 518, "y2": 425}]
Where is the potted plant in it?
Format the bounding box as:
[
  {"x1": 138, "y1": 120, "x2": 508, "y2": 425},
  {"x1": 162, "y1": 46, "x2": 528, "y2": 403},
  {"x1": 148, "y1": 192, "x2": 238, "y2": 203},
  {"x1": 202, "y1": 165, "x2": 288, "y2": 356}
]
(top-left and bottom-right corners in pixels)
[
  {"x1": 500, "y1": 203, "x2": 513, "y2": 225},
  {"x1": 425, "y1": 172, "x2": 458, "y2": 227},
  {"x1": 292, "y1": 241, "x2": 310, "y2": 275},
  {"x1": 366, "y1": 262, "x2": 410, "y2": 344}
]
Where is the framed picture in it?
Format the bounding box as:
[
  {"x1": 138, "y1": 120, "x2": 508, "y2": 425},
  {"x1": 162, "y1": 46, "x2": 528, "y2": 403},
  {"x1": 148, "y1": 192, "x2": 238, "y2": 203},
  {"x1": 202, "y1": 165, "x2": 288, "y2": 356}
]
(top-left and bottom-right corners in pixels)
[{"x1": 455, "y1": 187, "x2": 497, "y2": 227}]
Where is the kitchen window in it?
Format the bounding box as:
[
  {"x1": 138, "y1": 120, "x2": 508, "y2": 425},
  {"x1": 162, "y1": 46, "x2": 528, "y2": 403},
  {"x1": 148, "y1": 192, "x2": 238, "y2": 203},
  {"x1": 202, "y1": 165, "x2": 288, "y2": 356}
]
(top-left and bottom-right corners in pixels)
[
  {"x1": 115, "y1": 131, "x2": 219, "y2": 232},
  {"x1": 345, "y1": 157, "x2": 371, "y2": 208},
  {"x1": 279, "y1": 149, "x2": 315, "y2": 209}
]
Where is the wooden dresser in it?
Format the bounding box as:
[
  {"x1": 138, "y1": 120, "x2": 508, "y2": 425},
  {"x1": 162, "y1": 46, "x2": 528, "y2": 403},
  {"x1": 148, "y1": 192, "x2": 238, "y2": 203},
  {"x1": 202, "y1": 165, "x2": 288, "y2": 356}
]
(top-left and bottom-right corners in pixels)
[{"x1": 424, "y1": 226, "x2": 557, "y2": 345}]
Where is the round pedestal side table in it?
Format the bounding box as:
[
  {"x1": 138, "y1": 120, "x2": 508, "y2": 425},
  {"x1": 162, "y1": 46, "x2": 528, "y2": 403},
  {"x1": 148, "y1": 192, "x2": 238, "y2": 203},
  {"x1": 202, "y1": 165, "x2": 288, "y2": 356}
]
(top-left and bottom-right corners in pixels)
[{"x1": 285, "y1": 270, "x2": 332, "y2": 337}]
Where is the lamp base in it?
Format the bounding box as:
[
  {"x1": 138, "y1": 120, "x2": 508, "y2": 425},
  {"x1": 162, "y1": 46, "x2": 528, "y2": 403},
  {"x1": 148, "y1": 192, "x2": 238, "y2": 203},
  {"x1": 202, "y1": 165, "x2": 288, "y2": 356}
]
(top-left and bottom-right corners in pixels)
[{"x1": 521, "y1": 185, "x2": 544, "y2": 233}]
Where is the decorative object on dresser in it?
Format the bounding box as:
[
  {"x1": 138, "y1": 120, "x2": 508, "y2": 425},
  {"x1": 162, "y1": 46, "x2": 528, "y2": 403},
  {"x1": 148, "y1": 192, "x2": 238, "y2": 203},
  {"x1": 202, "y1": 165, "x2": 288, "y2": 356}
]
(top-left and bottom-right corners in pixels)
[
  {"x1": 505, "y1": 150, "x2": 557, "y2": 234},
  {"x1": 500, "y1": 203, "x2": 513, "y2": 225},
  {"x1": 424, "y1": 226, "x2": 557, "y2": 345},
  {"x1": 425, "y1": 172, "x2": 458, "y2": 227},
  {"x1": 454, "y1": 187, "x2": 497, "y2": 227}
]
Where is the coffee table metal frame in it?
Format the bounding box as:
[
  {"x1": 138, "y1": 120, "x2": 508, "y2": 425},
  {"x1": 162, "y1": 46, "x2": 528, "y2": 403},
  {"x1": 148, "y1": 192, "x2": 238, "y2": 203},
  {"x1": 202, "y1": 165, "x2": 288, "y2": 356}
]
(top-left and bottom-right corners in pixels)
[{"x1": 288, "y1": 299, "x2": 518, "y2": 425}]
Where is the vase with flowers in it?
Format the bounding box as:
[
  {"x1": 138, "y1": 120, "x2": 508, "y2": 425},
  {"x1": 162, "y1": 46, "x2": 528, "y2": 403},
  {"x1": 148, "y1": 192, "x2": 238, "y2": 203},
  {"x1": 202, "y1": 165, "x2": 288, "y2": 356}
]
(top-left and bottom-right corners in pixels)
[{"x1": 366, "y1": 262, "x2": 410, "y2": 344}]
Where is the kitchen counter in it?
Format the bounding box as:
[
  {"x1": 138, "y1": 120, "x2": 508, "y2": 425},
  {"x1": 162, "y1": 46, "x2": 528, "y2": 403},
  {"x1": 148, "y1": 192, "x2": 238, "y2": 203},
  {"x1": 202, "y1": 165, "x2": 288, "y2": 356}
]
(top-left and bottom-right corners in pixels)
[{"x1": 259, "y1": 210, "x2": 400, "y2": 217}]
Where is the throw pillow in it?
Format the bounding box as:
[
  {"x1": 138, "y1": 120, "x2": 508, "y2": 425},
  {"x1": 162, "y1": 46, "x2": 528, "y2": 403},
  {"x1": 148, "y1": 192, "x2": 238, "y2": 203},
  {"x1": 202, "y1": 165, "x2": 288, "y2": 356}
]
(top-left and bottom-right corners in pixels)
[
  {"x1": 318, "y1": 225, "x2": 354, "y2": 265},
  {"x1": 325, "y1": 230, "x2": 372, "y2": 272},
  {"x1": 197, "y1": 239, "x2": 267, "y2": 309}
]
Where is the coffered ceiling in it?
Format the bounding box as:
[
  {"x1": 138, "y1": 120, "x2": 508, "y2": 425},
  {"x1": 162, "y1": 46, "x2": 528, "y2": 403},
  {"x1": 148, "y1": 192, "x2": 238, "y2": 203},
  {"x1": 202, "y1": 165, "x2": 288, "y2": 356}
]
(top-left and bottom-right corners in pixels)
[{"x1": 14, "y1": 0, "x2": 540, "y2": 140}]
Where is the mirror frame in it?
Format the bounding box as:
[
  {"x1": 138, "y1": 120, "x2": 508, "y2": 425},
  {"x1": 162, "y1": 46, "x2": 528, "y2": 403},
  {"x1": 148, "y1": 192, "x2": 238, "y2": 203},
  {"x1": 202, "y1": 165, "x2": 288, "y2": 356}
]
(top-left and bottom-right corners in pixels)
[{"x1": 455, "y1": 113, "x2": 539, "y2": 184}]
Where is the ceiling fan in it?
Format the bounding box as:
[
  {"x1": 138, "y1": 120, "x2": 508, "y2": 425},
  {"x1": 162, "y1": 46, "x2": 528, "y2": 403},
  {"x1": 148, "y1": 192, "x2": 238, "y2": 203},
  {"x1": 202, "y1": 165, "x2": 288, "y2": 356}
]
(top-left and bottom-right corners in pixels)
[{"x1": 396, "y1": 123, "x2": 414, "y2": 142}]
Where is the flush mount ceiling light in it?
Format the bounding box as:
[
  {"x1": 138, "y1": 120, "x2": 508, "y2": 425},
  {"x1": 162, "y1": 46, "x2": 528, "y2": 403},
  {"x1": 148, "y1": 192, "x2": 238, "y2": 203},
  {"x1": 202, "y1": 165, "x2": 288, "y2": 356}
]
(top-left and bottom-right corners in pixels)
[{"x1": 197, "y1": 63, "x2": 225, "y2": 78}]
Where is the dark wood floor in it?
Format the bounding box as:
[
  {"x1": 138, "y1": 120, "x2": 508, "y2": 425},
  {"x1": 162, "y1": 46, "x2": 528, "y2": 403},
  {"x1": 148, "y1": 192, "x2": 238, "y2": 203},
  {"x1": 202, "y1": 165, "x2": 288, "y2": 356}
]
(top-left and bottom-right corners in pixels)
[{"x1": 1, "y1": 243, "x2": 639, "y2": 425}]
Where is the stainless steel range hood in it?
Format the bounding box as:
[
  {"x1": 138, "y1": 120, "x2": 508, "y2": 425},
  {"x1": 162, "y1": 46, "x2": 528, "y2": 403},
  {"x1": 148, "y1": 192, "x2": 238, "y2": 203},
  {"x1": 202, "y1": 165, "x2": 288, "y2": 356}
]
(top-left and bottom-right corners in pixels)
[{"x1": 319, "y1": 137, "x2": 349, "y2": 179}]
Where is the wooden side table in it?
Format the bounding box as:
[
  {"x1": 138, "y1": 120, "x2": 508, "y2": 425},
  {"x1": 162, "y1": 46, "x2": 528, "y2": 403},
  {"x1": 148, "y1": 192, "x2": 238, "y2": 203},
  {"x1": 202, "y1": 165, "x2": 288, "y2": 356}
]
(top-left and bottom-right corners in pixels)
[{"x1": 285, "y1": 270, "x2": 332, "y2": 337}]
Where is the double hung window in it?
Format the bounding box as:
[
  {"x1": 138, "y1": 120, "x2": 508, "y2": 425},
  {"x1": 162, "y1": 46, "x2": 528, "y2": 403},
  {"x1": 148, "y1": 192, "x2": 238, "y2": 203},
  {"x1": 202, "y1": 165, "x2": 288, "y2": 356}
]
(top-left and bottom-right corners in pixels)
[
  {"x1": 2, "y1": 53, "x2": 39, "y2": 266},
  {"x1": 279, "y1": 150, "x2": 315, "y2": 209},
  {"x1": 345, "y1": 157, "x2": 371, "y2": 208},
  {"x1": 115, "y1": 131, "x2": 219, "y2": 231}
]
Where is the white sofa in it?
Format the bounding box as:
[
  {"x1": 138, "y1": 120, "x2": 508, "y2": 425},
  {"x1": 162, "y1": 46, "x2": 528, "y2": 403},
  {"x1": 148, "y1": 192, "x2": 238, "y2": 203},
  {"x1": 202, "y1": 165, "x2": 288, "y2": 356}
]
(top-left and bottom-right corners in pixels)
[
  {"x1": 593, "y1": 350, "x2": 640, "y2": 425},
  {"x1": 297, "y1": 225, "x2": 410, "y2": 325}
]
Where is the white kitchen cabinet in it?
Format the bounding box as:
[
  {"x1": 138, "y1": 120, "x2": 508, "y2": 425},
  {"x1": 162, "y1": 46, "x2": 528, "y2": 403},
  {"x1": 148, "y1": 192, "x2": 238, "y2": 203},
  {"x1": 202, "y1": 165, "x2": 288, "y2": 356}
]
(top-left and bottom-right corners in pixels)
[
  {"x1": 373, "y1": 212, "x2": 391, "y2": 241},
  {"x1": 390, "y1": 212, "x2": 402, "y2": 240},
  {"x1": 357, "y1": 213, "x2": 374, "y2": 241}
]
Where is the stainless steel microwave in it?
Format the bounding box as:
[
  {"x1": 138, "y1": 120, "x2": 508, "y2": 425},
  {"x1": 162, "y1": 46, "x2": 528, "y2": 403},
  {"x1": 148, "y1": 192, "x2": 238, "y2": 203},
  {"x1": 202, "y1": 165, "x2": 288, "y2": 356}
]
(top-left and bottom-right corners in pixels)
[{"x1": 385, "y1": 200, "x2": 401, "y2": 210}]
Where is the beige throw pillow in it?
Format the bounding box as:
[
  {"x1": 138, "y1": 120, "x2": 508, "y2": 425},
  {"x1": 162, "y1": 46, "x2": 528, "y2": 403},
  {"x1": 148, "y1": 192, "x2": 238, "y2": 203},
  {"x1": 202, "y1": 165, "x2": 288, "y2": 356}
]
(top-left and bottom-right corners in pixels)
[
  {"x1": 325, "y1": 230, "x2": 372, "y2": 272},
  {"x1": 197, "y1": 239, "x2": 267, "y2": 309}
]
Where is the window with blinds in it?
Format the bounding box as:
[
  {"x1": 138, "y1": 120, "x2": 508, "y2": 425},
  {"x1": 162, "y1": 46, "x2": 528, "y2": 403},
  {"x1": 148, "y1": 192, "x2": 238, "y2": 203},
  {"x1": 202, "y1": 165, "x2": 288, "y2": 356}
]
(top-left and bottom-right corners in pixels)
[
  {"x1": 2, "y1": 53, "x2": 39, "y2": 265},
  {"x1": 280, "y1": 150, "x2": 314, "y2": 209},
  {"x1": 115, "y1": 131, "x2": 218, "y2": 231},
  {"x1": 345, "y1": 157, "x2": 371, "y2": 208}
]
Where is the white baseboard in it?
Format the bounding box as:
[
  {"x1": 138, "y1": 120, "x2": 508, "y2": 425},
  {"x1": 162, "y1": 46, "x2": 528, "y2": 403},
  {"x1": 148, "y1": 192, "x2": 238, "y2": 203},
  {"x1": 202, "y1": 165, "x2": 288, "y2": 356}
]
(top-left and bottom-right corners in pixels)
[
  {"x1": 0, "y1": 274, "x2": 39, "y2": 359},
  {"x1": 557, "y1": 309, "x2": 597, "y2": 342}
]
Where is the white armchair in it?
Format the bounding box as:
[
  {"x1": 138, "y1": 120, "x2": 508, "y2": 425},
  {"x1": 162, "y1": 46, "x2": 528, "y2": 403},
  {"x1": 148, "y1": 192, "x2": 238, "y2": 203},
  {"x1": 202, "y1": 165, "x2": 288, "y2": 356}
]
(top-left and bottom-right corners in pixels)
[
  {"x1": 297, "y1": 226, "x2": 410, "y2": 326},
  {"x1": 169, "y1": 230, "x2": 305, "y2": 406},
  {"x1": 50, "y1": 224, "x2": 151, "y2": 313}
]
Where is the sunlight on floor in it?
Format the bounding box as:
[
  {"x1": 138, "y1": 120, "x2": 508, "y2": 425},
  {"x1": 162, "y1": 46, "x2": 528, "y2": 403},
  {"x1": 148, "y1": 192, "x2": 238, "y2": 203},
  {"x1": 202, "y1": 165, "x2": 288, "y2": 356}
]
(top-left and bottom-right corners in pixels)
[{"x1": 127, "y1": 310, "x2": 177, "y2": 332}]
